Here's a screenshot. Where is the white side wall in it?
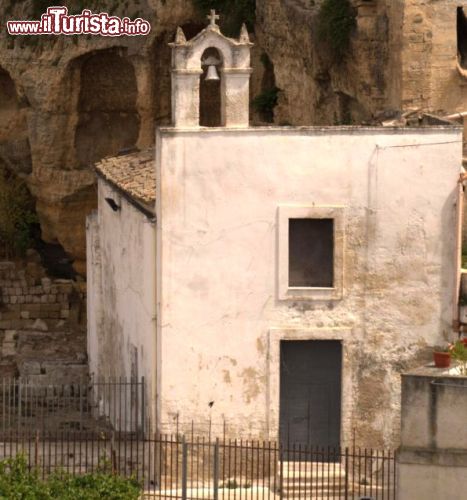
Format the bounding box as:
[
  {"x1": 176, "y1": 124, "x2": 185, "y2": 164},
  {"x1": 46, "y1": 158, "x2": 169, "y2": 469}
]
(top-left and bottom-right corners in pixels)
[
  {"x1": 87, "y1": 181, "x2": 157, "y2": 425},
  {"x1": 86, "y1": 211, "x2": 101, "y2": 380},
  {"x1": 156, "y1": 126, "x2": 461, "y2": 444}
]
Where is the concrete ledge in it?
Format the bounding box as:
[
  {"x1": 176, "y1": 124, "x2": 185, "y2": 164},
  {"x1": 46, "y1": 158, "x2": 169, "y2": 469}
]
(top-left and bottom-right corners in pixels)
[{"x1": 398, "y1": 447, "x2": 467, "y2": 467}]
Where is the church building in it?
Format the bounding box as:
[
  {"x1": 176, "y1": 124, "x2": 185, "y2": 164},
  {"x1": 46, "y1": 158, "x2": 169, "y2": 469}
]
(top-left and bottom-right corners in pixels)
[{"x1": 87, "y1": 13, "x2": 462, "y2": 449}]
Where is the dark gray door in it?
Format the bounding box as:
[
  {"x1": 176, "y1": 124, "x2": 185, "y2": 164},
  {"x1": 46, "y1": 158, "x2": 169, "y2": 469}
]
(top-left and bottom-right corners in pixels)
[{"x1": 280, "y1": 340, "x2": 342, "y2": 450}]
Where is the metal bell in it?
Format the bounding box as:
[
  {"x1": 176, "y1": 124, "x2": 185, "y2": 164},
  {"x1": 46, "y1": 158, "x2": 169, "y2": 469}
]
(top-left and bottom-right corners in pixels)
[{"x1": 205, "y1": 65, "x2": 220, "y2": 81}]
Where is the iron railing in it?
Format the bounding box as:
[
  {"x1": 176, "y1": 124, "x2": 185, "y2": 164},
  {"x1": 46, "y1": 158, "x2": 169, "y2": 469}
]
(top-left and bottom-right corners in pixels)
[
  {"x1": 0, "y1": 377, "x2": 397, "y2": 498},
  {"x1": 0, "y1": 430, "x2": 397, "y2": 499},
  {"x1": 0, "y1": 377, "x2": 146, "y2": 434}
]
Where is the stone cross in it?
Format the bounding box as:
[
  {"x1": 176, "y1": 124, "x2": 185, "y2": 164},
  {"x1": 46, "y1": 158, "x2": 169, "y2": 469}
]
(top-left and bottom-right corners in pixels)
[{"x1": 207, "y1": 9, "x2": 220, "y2": 27}]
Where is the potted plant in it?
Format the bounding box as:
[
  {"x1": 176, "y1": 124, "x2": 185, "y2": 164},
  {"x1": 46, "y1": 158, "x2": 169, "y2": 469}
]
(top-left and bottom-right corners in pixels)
[
  {"x1": 451, "y1": 340, "x2": 467, "y2": 375},
  {"x1": 459, "y1": 295, "x2": 467, "y2": 324},
  {"x1": 433, "y1": 345, "x2": 451, "y2": 368}
]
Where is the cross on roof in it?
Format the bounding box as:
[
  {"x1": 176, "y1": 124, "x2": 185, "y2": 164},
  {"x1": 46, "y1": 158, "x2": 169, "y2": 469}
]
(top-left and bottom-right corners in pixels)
[{"x1": 207, "y1": 9, "x2": 220, "y2": 27}]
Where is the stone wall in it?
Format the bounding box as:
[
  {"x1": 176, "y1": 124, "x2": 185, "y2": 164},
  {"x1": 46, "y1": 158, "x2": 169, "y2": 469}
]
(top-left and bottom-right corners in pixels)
[
  {"x1": 398, "y1": 366, "x2": 467, "y2": 500},
  {"x1": 0, "y1": 251, "x2": 87, "y2": 383},
  {"x1": 398, "y1": 0, "x2": 467, "y2": 115}
]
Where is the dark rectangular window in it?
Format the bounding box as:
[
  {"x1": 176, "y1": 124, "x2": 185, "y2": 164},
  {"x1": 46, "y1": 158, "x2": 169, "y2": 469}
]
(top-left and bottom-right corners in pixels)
[{"x1": 288, "y1": 218, "x2": 334, "y2": 288}]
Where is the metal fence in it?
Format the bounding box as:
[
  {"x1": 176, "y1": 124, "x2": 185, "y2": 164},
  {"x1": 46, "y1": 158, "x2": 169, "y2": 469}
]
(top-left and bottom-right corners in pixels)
[
  {"x1": 0, "y1": 378, "x2": 397, "y2": 498},
  {"x1": 0, "y1": 430, "x2": 396, "y2": 499},
  {"x1": 0, "y1": 377, "x2": 146, "y2": 434}
]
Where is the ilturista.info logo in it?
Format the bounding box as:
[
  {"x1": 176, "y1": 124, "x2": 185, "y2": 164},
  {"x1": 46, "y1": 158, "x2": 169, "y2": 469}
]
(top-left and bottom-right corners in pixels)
[{"x1": 7, "y1": 6, "x2": 151, "y2": 36}]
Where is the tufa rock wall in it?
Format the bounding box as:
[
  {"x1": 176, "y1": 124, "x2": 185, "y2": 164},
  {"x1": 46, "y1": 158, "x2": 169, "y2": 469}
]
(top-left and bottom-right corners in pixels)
[
  {"x1": 1, "y1": 0, "x2": 466, "y2": 271},
  {"x1": 0, "y1": 0, "x2": 198, "y2": 274},
  {"x1": 255, "y1": 0, "x2": 399, "y2": 125}
]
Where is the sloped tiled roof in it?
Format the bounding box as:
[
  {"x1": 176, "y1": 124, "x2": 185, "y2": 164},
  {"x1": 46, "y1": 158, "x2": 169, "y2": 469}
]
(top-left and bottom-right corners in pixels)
[{"x1": 95, "y1": 149, "x2": 155, "y2": 206}]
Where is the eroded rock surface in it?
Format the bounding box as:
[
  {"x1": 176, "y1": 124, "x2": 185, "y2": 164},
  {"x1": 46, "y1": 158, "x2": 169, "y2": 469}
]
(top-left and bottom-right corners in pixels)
[
  {"x1": 255, "y1": 0, "x2": 396, "y2": 125},
  {"x1": 0, "y1": 0, "x2": 464, "y2": 272},
  {"x1": 0, "y1": 0, "x2": 197, "y2": 274}
]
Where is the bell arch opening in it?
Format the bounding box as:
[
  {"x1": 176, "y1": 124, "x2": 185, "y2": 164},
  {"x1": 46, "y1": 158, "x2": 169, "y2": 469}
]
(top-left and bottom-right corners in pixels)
[
  {"x1": 200, "y1": 47, "x2": 223, "y2": 127},
  {"x1": 74, "y1": 49, "x2": 140, "y2": 167}
]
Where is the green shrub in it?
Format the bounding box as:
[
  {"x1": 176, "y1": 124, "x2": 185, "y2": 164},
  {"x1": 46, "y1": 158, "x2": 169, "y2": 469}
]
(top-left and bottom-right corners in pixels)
[
  {"x1": 47, "y1": 471, "x2": 142, "y2": 499},
  {"x1": 317, "y1": 0, "x2": 356, "y2": 61},
  {"x1": 462, "y1": 251, "x2": 467, "y2": 269},
  {"x1": 0, "y1": 455, "x2": 142, "y2": 499},
  {"x1": 0, "y1": 455, "x2": 49, "y2": 499},
  {"x1": 451, "y1": 340, "x2": 467, "y2": 376},
  {"x1": 193, "y1": 0, "x2": 256, "y2": 36},
  {"x1": 252, "y1": 87, "x2": 280, "y2": 122},
  {"x1": 0, "y1": 166, "x2": 37, "y2": 258}
]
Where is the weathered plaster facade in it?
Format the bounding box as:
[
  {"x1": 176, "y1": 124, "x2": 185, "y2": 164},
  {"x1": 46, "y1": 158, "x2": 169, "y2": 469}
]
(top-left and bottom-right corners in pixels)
[
  {"x1": 155, "y1": 125, "x2": 461, "y2": 446},
  {"x1": 87, "y1": 181, "x2": 156, "y2": 424},
  {"x1": 87, "y1": 19, "x2": 463, "y2": 450}
]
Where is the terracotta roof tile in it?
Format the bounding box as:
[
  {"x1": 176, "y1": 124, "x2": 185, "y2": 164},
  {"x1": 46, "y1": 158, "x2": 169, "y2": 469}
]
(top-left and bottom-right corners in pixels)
[{"x1": 95, "y1": 149, "x2": 155, "y2": 206}]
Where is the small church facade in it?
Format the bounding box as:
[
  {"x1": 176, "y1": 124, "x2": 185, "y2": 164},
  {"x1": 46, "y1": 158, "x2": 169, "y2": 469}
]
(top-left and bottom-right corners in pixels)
[{"x1": 87, "y1": 15, "x2": 463, "y2": 449}]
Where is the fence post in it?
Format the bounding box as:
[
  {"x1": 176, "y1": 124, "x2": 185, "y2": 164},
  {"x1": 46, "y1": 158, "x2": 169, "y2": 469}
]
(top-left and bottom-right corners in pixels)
[
  {"x1": 181, "y1": 437, "x2": 188, "y2": 500},
  {"x1": 141, "y1": 377, "x2": 145, "y2": 438},
  {"x1": 34, "y1": 430, "x2": 39, "y2": 468},
  {"x1": 17, "y1": 379, "x2": 21, "y2": 432},
  {"x1": 213, "y1": 438, "x2": 219, "y2": 500},
  {"x1": 111, "y1": 431, "x2": 117, "y2": 474},
  {"x1": 344, "y1": 446, "x2": 349, "y2": 500},
  {"x1": 279, "y1": 447, "x2": 284, "y2": 500}
]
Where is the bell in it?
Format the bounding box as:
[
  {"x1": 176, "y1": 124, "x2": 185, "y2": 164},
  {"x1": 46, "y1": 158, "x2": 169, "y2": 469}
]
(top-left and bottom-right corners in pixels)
[{"x1": 205, "y1": 64, "x2": 220, "y2": 81}]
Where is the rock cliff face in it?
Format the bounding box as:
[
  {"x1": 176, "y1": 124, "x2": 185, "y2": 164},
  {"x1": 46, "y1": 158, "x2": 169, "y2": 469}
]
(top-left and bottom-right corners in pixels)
[
  {"x1": 255, "y1": 0, "x2": 397, "y2": 126},
  {"x1": 0, "y1": 0, "x2": 454, "y2": 274},
  {"x1": 0, "y1": 0, "x2": 198, "y2": 274}
]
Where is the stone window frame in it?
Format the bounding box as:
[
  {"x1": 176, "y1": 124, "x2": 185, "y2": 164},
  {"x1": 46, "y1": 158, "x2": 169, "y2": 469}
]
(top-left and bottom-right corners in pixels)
[{"x1": 277, "y1": 205, "x2": 345, "y2": 301}]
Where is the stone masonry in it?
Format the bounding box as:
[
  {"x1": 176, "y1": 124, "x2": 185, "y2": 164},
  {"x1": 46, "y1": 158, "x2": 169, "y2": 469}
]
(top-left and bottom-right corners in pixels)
[{"x1": 0, "y1": 250, "x2": 87, "y2": 384}]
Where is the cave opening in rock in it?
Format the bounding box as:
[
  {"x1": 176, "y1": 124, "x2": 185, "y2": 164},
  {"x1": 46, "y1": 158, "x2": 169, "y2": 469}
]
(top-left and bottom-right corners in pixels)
[
  {"x1": 0, "y1": 66, "x2": 31, "y2": 175},
  {"x1": 74, "y1": 49, "x2": 140, "y2": 168},
  {"x1": 34, "y1": 237, "x2": 77, "y2": 280},
  {"x1": 200, "y1": 48, "x2": 223, "y2": 127},
  {"x1": 253, "y1": 53, "x2": 278, "y2": 124},
  {"x1": 0, "y1": 67, "x2": 17, "y2": 113},
  {"x1": 458, "y1": 7, "x2": 467, "y2": 68}
]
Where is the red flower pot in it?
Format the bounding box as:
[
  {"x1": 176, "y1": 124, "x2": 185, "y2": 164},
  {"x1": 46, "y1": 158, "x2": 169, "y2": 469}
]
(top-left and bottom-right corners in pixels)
[
  {"x1": 433, "y1": 351, "x2": 451, "y2": 368},
  {"x1": 462, "y1": 338, "x2": 467, "y2": 347}
]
